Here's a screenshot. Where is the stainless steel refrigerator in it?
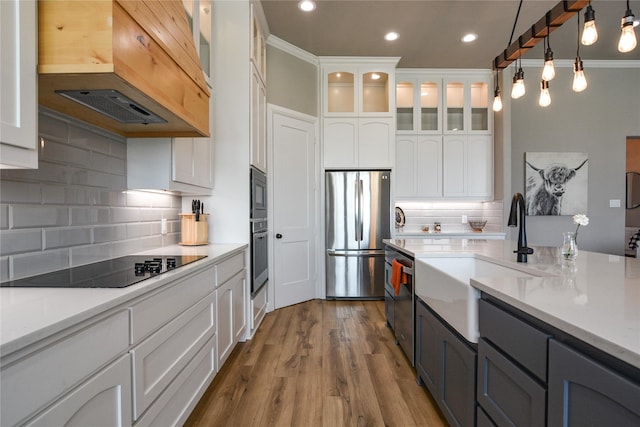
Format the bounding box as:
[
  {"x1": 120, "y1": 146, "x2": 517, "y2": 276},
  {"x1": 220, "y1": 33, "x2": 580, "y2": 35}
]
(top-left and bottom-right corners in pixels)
[{"x1": 325, "y1": 170, "x2": 391, "y2": 299}]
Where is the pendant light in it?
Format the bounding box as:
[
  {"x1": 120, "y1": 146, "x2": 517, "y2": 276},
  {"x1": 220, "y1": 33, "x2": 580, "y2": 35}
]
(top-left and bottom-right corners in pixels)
[
  {"x1": 511, "y1": 58, "x2": 525, "y2": 99},
  {"x1": 492, "y1": 70, "x2": 503, "y2": 112},
  {"x1": 573, "y1": 14, "x2": 587, "y2": 92},
  {"x1": 618, "y1": 0, "x2": 637, "y2": 53},
  {"x1": 581, "y1": 1, "x2": 598, "y2": 45},
  {"x1": 539, "y1": 80, "x2": 551, "y2": 107},
  {"x1": 541, "y1": 31, "x2": 555, "y2": 81}
]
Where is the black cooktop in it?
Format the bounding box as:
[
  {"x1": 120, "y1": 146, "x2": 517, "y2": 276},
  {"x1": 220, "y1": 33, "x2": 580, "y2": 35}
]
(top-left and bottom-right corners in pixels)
[{"x1": 0, "y1": 255, "x2": 207, "y2": 288}]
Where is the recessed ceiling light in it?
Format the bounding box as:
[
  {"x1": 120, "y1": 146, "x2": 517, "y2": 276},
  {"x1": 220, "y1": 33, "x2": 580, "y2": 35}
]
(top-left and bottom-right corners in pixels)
[
  {"x1": 298, "y1": 0, "x2": 316, "y2": 12},
  {"x1": 384, "y1": 32, "x2": 399, "y2": 41},
  {"x1": 462, "y1": 33, "x2": 478, "y2": 43},
  {"x1": 371, "y1": 73, "x2": 381, "y2": 80}
]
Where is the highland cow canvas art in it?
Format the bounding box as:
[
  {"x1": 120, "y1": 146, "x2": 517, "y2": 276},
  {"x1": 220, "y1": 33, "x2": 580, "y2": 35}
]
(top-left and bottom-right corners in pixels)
[{"x1": 525, "y1": 152, "x2": 588, "y2": 216}]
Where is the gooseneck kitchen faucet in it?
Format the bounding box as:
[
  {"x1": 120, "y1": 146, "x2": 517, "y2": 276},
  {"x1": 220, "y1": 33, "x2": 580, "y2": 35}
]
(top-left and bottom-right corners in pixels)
[{"x1": 508, "y1": 192, "x2": 534, "y2": 263}]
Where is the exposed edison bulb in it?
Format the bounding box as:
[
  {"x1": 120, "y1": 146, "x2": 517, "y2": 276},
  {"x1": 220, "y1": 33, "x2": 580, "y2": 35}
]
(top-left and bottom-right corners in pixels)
[
  {"x1": 511, "y1": 68, "x2": 525, "y2": 99},
  {"x1": 492, "y1": 89, "x2": 503, "y2": 112},
  {"x1": 582, "y1": 5, "x2": 598, "y2": 45},
  {"x1": 582, "y1": 20, "x2": 598, "y2": 45},
  {"x1": 618, "y1": 15, "x2": 638, "y2": 53},
  {"x1": 541, "y1": 50, "x2": 555, "y2": 81},
  {"x1": 539, "y1": 80, "x2": 551, "y2": 107},
  {"x1": 572, "y1": 59, "x2": 587, "y2": 92}
]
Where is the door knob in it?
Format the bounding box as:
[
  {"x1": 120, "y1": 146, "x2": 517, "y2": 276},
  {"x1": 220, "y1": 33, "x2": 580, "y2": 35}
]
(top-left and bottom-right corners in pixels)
[{"x1": 276, "y1": 233, "x2": 283, "y2": 239}]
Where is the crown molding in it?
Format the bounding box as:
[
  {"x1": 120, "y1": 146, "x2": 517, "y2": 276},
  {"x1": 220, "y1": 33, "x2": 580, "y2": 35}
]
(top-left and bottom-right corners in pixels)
[{"x1": 267, "y1": 35, "x2": 319, "y2": 66}]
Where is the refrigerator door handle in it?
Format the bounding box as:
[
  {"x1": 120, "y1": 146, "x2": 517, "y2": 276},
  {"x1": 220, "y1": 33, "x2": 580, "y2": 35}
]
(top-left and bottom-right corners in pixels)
[
  {"x1": 358, "y1": 179, "x2": 364, "y2": 242},
  {"x1": 354, "y1": 179, "x2": 361, "y2": 242}
]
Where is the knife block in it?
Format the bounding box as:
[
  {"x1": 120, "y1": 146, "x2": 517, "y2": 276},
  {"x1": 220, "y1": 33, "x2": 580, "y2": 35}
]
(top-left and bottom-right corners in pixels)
[{"x1": 179, "y1": 213, "x2": 208, "y2": 245}]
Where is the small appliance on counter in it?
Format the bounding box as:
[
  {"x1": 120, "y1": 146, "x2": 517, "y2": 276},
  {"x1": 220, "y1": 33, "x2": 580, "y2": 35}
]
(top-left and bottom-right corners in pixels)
[{"x1": 179, "y1": 199, "x2": 208, "y2": 245}]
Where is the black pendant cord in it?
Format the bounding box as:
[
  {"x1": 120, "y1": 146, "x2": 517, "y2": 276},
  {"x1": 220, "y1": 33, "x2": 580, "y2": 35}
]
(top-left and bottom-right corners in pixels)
[
  {"x1": 576, "y1": 12, "x2": 581, "y2": 58},
  {"x1": 508, "y1": 0, "x2": 524, "y2": 47}
]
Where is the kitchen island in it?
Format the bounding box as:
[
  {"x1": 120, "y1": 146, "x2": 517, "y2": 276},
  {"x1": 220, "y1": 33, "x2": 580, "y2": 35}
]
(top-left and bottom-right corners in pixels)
[
  {"x1": 385, "y1": 238, "x2": 640, "y2": 427},
  {"x1": 1, "y1": 243, "x2": 247, "y2": 427}
]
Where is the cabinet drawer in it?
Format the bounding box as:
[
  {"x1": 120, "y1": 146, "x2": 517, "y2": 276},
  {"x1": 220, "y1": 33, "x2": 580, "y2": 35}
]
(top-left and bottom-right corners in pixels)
[
  {"x1": 215, "y1": 251, "x2": 245, "y2": 287},
  {"x1": 130, "y1": 266, "x2": 213, "y2": 343},
  {"x1": 25, "y1": 354, "x2": 132, "y2": 427},
  {"x1": 135, "y1": 335, "x2": 216, "y2": 427},
  {"x1": 131, "y1": 292, "x2": 215, "y2": 420},
  {"x1": 548, "y1": 340, "x2": 640, "y2": 427},
  {"x1": 477, "y1": 338, "x2": 546, "y2": 427},
  {"x1": 479, "y1": 299, "x2": 549, "y2": 380},
  {"x1": 0, "y1": 310, "x2": 129, "y2": 427}
]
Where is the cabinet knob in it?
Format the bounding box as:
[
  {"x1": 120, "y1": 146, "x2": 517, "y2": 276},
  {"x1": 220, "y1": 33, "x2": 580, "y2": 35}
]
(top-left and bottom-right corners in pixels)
[{"x1": 276, "y1": 233, "x2": 283, "y2": 239}]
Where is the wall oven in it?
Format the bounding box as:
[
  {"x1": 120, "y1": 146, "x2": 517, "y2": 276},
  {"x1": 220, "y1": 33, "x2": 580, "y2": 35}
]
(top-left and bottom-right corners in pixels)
[
  {"x1": 251, "y1": 166, "x2": 267, "y2": 220},
  {"x1": 251, "y1": 218, "x2": 268, "y2": 295},
  {"x1": 250, "y1": 167, "x2": 268, "y2": 296}
]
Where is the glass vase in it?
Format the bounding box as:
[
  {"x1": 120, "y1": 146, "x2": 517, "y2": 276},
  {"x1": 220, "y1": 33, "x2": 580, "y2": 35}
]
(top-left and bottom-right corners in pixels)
[{"x1": 561, "y1": 231, "x2": 578, "y2": 260}]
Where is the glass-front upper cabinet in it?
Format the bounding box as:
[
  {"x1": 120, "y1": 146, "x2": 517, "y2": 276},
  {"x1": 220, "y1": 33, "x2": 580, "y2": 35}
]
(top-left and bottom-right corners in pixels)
[
  {"x1": 396, "y1": 81, "x2": 414, "y2": 131},
  {"x1": 327, "y1": 71, "x2": 355, "y2": 114},
  {"x1": 396, "y1": 77, "x2": 441, "y2": 133},
  {"x1": 420, "y1": 81, "x2": 440, "y2": 132},
  {"x1": 443, "y1": 76, "x2": 491, "y2": 134},
  {"x1": 321, "y1": 59, "x2": 399, "y2": 117},
  {"x1": 445, "y1": 80, "x2": 465, "y2": 132},
  {"x1": 183, "y1": 0, "x2": 213, "y2": 86},
  {"x1": 470, "y1": 81, "x2": 489, "y2": 131},
  {"x1": 361, "y1": 71, "x2": 390, "y2": 113}
]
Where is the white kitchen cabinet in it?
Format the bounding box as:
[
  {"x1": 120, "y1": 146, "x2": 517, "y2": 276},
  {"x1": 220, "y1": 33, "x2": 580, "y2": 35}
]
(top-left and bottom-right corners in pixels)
[
  {"x1": 394, "y1": 70, "x2": 492, "y2": 200},
  {"x1": 250, "y1": 283, "x2": 268, "y2": 332},
  {"x1": 25, "y1": 354, "x2": 132, "y2": 427},
  {"x1": 0, "y1": 0, "x2": 38, "y2": 169},
  {"x1": 395, "y1": 135, "x2": 442, "y2": 199},
  {"x1": 321, "y1": 58, "x2": 399, "y2": 117},
  {"x1": 127, "y1": 135, "x2": 213, "y2": 194},
  {"x1": 214, "y1": 251, "x2": 247, "y2": 370},
  {"x1": 443, "y1": 135, "x2": 492, "y2": 199},
  {"x1": 321, "y1": 57, "x2": 398, "y2": 169},
  {"x1": 183, "y1": 0, "x2": 213, "y2": 86},
  {"x1": 217, "y1": 270, "x2": 246, "y2": 369},
  {"x1": 396, "y1": 73, "x2": 442, "y2": 134},
  {"x1": 131, "y1": 293, "x2": 215, "y2": 420},
  {"x1": 323, "y1": 117, "x2": 394, "y2": 168},
  {"x1": 250, "y1": 3, "x2": 267, "y2": 82},
  {"x1": 251, "y1": 64, "x2": 268, "y2": 173},
  {"x1": 444, "y1": 76, "x2": 491, "y2": 134},
  {"x1": 0, "y1": 310, "x2": 130, "y2": 426}
]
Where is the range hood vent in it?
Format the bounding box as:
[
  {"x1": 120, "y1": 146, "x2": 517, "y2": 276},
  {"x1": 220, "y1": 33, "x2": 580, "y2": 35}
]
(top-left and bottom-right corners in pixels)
[
  {"x1": 56, "y1": 90, "x2": 167, "y2": 125},
  {"x1": 38, "y1": 0, "x2": 209, "y2": 137}
]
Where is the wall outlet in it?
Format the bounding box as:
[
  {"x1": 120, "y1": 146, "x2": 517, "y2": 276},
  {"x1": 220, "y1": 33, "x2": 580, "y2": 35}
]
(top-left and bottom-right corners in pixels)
[
  {"x1": 609, "y1": 199, "x2": 621, "y2": 208},
  {"x1": 161, "y1": 218, "x2": 168, "y2": 234},
  {"x1": 462, "y1": 215, "x2": 467, "y2": 224}
]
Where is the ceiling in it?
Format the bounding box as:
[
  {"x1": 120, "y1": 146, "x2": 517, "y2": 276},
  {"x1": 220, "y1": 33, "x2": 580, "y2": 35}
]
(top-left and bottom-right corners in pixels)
[{"x1": 260, "y1": 0, "x2": 640, "y2": 68}]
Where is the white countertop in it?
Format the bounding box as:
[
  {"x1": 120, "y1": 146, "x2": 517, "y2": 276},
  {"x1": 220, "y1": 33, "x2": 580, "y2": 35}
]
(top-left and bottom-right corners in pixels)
[
  {"x1": 394, "y1": 230, "x2": 505, "y2": 240},
  {"x1": 0, "y1": 244, "x2": 246, "y2": 356},
  {"x1": 384, "y1": 238, "x2": 640, "y2": 369}
]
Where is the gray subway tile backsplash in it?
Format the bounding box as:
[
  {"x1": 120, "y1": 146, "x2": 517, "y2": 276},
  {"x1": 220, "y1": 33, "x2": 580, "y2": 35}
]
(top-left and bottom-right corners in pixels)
[
  {"x1": 0, "y1": 110, "x2": 181, "y2": 281},
  {"x1": 0, "y1": 229, "x2": 43, "y2": 255}
]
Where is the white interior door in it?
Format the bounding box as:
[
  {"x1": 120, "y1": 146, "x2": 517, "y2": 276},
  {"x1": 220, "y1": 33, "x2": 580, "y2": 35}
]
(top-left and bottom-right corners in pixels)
[{"x1": 271, "y1": 107, "x2": 317, "y2": 309}]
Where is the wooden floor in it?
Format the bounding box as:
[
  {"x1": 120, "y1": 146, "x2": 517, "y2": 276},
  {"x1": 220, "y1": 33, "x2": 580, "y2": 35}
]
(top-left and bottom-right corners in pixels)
[{"x1": 185, "y1": 299, "x2": 447, "y2": 427}]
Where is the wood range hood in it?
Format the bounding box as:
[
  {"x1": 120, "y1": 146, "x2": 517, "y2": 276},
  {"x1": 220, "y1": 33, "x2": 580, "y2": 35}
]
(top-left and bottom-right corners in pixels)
[{"x1": 38, "y1": 0, "x2": 210, "y2": 138}]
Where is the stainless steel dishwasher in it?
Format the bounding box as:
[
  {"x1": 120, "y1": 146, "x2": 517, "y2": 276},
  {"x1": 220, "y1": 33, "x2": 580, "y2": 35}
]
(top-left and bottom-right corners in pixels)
[{"x1": 384, "y1": 248, "x2": 415, "y2": 365}]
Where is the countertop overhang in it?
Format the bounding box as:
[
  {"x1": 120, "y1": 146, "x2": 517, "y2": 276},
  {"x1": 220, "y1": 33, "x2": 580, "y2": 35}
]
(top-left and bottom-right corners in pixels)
[
  {"x1": 0, "y1": 244, "x2": 246, "y2": 356},
  {"x1": 384, "y1": 238, "x2": 640, "y2": 369}
]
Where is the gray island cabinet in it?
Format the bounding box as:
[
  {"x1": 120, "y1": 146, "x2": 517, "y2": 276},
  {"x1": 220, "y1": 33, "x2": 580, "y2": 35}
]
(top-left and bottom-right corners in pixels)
[
  {"x1": 416, "y1": 298, "x2": 477, "y2": 427},
  {"x1": 477, "y1": 296, "x2": 640, "y2": 427}
]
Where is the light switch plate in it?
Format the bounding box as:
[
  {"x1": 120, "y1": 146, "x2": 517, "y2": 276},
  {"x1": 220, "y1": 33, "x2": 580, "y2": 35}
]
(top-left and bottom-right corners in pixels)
[{"x1": 161, "y1": 218, "x2": 168, "y2": 234}]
